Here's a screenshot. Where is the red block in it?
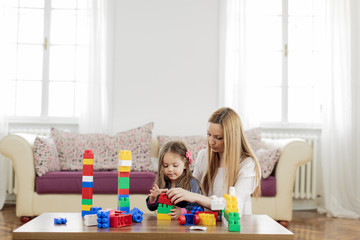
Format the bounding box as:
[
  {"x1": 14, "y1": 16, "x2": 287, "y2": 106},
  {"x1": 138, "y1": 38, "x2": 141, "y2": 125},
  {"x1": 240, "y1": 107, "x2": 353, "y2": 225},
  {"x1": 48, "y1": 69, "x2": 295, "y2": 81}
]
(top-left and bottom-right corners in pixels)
[
  {"x1": 83, "y1": 164, "x2": 94, "y2": 176},
  {"x1": 83, "y1": 150, "x2": 94, "y2": 159},
  {"x1": 118, "y1": 189, "x2": 129, "y2": 195},
  {"x1": 158, "y1": 193, "x2": 172, "y2": 206},
  {"x1": 82, "y1": 187, "x2": 93, "y2": 199},
  {"x1": 118, "y1": 172, "x2": 130, "y2": 178},
  {"x1": 110, "y1": 212, "x2": 132, "y2": 228}
]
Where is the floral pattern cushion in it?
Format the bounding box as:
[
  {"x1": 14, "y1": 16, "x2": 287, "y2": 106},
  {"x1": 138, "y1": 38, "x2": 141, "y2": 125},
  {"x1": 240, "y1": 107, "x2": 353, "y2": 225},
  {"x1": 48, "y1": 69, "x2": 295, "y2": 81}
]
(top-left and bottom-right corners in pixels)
[
  {"x1": 255, "y1": 148, "x2": 281, "y2": 179},
  {"x1": 244, "y1": 128, "x2": 262, "y2": 152},
  {"x1": 33, "y1": 137, "x2": 61, "y2": 176},
  {"x1": 157, "y1": 135, "x2": 207, "y2": 172},
  {"x1": 51, "y1": 122, "x2": 155, "y2": 172}
]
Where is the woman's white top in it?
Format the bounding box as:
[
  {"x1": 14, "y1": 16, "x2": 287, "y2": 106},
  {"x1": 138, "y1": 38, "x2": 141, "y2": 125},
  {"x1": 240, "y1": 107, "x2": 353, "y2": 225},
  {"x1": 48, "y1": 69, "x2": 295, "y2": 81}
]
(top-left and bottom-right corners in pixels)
[{"x1": 193, "y1": 149, "x2": 258, "y2": 216}]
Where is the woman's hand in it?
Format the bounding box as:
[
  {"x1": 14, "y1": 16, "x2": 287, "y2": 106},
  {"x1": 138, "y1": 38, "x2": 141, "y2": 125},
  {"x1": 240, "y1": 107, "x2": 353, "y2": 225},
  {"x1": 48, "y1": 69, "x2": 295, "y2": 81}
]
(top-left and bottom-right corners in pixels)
[
  {"x1": 169, "y1": 206, "x2": 181, "y2": 220},
  {"x1": 147, "y1": 184, "x2": 167, "y2": 202},
  {"x1": 166, "y1": 188, "x2": 196, "y2": 205}
]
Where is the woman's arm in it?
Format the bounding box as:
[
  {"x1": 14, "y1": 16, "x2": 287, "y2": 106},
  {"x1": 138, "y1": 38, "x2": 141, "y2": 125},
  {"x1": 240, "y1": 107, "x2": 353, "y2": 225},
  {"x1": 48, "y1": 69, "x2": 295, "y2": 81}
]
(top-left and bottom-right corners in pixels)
[{"x1": 166, "y1": 188, "x2": 212, "y2": 209}]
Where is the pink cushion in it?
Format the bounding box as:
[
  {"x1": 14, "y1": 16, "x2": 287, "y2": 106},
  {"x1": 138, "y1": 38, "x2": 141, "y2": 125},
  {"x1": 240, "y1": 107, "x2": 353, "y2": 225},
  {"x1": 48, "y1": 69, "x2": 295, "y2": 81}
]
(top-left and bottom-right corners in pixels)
[
  {"x1": 33, "y1": 137, "x2": 61, "y2": 176},
  {"x1": 256, "y1": 148, "x2": 281, "y2": 179},
  {"x1": 51, "y1": 122, "x2": 155, "y2": 172}
]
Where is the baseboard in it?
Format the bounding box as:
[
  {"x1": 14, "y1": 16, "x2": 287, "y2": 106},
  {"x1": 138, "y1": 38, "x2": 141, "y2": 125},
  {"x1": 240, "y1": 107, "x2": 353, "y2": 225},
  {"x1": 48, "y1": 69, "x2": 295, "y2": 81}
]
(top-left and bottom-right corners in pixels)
[{"x1": 292, "y1": 199, "x2": 318, "y2": 210}]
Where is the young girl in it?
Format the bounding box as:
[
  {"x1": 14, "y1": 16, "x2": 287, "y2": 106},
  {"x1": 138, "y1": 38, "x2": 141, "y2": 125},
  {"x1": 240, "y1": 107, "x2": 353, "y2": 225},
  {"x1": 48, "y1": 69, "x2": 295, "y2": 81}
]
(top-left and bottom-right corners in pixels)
[
  {"x1": 146, "y1": 141, "x2": 201, "y2": 219},
  {"x1": 167, "y1": 107, "x2": 261, "y2": 216}
]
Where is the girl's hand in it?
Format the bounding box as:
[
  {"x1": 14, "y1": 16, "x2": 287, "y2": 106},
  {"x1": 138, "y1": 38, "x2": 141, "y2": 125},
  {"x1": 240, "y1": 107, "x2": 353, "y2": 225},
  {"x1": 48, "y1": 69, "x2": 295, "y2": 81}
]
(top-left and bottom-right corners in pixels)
[
  {"x1": 166, "y1": 188, "x2": 196, "y2": 205},
  {"x1": 147, "y1": 184, "x2": 167, "y2": 202},
  {"x1": 169, "y1": 206, "x2": 182, "y2": 220}
]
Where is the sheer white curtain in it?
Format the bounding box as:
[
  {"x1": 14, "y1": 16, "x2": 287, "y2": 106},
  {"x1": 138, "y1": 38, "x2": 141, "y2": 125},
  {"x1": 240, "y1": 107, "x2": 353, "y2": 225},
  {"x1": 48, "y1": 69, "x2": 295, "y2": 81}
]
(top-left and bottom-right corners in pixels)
[
  {"x1": 0, "y1": 0, "x2": 10, "y2": 210},
  {"x1": 319, "y1": 0, "x2": 360, "y2": 218},
  {"x1": 219, "y1": 0, "x2": 258, "y2": 129},
  {"x1": 78, "y1": 0, "x2": 114, "y2": 134}
]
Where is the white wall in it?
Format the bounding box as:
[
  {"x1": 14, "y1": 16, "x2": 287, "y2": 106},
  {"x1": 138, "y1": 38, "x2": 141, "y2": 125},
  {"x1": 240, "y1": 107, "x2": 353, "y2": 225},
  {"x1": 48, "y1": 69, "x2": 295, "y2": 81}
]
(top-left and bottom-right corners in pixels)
[{"x1": 112, "y1": 0, "x2": 219, "y2": 136}]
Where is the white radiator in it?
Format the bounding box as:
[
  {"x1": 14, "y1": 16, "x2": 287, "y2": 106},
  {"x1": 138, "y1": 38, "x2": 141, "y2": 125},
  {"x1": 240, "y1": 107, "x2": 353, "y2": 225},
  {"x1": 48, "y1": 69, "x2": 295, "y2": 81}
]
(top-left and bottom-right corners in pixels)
[{"x1": 262, "y1": 132, "x2": 318, "y2": 200}]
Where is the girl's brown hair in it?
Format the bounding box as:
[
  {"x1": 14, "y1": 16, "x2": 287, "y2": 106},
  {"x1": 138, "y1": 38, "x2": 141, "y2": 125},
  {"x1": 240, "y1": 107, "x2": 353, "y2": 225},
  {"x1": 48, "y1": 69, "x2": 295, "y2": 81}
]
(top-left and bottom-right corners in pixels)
[
  {"x1": 202, "y1": 107, "x2": 261, "y2": 197},
  {"x1": 156, "y1": 141, "x2": 200, "y2": 192}
]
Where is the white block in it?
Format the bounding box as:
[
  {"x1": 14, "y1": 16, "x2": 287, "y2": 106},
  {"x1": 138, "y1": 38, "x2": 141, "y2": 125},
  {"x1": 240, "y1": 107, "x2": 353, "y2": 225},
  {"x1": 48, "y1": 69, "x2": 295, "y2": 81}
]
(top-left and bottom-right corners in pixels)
[
  {"x1": 118, "y1": 160, "x2": 132, "y2": 167},
  {"x1": 82, "y1": 176, "x2": 93, "y2": 182},
  {"x1": 84, "y1": 214, "x2": 98, "y2": 226},
  {"x1": 210, "y1": 196, "x2": 226, "y2": 210}
]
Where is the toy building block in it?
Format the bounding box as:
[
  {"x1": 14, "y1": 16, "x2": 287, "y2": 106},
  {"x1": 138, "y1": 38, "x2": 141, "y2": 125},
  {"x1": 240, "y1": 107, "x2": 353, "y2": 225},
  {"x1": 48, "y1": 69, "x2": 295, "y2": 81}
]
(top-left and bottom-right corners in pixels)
[
  {"x1": 118, "y1": 177, "x2": 130, "y2": 189},
  {"x1": 199, "y1": 213, "x2": 216, "y2": 226},
  {"x1": 158, "y1": 193, "x2": 172, "y2": 206},
  {"x1": 157, "y1": 203, "x2": 174, "y2": 214},
  {"x1": 84, "y1": 214, "x2": 98, "y2": 226},
  {"x1": 97, "y1": 210, "x2": 112, "y2": 228},
  {"x1": 110, "y1": 211, "x2": 132, "y2": 228},
  {"x1": 222, "y1": 187, "x2": 241, "y2": 232},
  {"x1": 118, "y1": 172, "x2": 130, "y2": 178},
  {"x1": 82, "y1": 150, "x2": 94, "y2": 217},
  {"x1": 189, "y1": 206, "x2": 204, "y2": 214},
  {"x1": 157, "y1": 213, "x2": 171, "y2": 220},
  {"x1": 54, "y1": 217, "x2": 67, "y2": 224},
  {"x1": 178, "y1": 214, "x2": 200, "y2": 225},
  {"x1": 118, "y1": 188, "x2": 129, "y2": 195},
  {"x1": 210, "y1": 195, "x2": 226, "y2": 210},
  {"x1": 130, "y1": 207, "x2": 143, "y2": 223},
  {"x1": 196, "y1": 211, "x2": 219, "y2": 221}
]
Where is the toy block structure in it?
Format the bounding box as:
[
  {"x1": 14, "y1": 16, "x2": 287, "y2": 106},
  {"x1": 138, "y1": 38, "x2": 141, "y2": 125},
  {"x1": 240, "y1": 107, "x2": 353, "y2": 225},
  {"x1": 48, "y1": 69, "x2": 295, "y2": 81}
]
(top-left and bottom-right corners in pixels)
[
  {"x1": 157, "y1": 193, "x2": 174, "y2": 220},
  {"x1": 81, "y1": 150, "x2": 94, "y2": 217},
  {"x1": 222, "y1": 187, "x2": 241, "y2": 232},
  {"x1": 117, "y1": 150, "x2": 132, "y2": 213}
]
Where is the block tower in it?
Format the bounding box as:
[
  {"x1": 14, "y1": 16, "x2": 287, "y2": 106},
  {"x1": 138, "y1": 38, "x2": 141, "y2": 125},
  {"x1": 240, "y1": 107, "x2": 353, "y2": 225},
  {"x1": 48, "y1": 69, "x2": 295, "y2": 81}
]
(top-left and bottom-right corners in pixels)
[
  {"x1": 117, "y1": 150, "x2": 132, "y2": 213},
  {"x1": 81, "y1": 150, "x2": 94, "y2": 217},
  {"x1": 157, "y1": 193, "x2": 174, "y2": 220},
  {"x1": 222, "y1": 187, "x2": 241, "y2": 232}
]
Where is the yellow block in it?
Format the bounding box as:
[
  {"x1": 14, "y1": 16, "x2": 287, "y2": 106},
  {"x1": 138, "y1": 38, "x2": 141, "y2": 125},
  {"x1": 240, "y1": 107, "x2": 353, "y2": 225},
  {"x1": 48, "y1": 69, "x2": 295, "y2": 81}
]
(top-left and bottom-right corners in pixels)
[
  {"x1": 199, "y1": 213, "x2": 216, "y2": 225},
  {"x1": 118, "y1": 166, "x2": 131, "y2": 172},
  {"x1": 83, "y1": 159, "x2": 94, "y2": 165},
  {"x1": 118, "y1": 150, "x2": 132, "y2": 161},
  {"x1": 157, "y1": 213, "x2": 171, "y2": 220},
  {"x1": 81, "y1": 205, "x2": 92, "y2": 211}
]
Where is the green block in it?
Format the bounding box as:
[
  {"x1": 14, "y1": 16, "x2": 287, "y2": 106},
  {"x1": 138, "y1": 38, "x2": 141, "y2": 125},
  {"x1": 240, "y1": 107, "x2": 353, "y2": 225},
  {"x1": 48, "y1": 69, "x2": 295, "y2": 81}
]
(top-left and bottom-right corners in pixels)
[
  {"x1": 118, "y1": 197, "x2": 130, "y2": 207},
  {"x1": 228, "y1": 219, "x2": 241, "y2": 232},
  {"x1": 118, "y1": 177, "x2": 130, "y2": 189},
  {"x1": 228, "y1": 212, "x2": 240, "y2": 221},
  {"x1": 82, "y1": 199, "x2": 92, "y2": 205},
  {"x1": 157, "y1": 203, "x2": 174, "y2": 214}
]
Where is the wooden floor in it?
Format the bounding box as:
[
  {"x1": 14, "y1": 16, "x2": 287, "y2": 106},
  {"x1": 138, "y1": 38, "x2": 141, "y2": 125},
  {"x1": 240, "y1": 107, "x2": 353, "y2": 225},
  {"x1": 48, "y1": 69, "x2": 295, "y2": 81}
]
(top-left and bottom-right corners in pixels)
[{"x1": 1, "y1": 204, "x2": 360, "y2": 240}]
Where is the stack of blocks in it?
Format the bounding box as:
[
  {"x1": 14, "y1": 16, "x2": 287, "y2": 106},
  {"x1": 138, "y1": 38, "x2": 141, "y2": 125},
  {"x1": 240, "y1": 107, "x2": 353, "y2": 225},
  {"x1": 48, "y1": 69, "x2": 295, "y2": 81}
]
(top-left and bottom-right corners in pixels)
[
  {"x1": 81, "y1": 150, "x2": 94, "y2": 217},
  {"x1": 117, "y1": 150, "x2": 132, "y2": 213},
  {"x1": 157, "y1": 193, "x2": 174, "y2": 220},
  {"x1": 222, "y1": 191, "x2": 241, "y2": 232}
]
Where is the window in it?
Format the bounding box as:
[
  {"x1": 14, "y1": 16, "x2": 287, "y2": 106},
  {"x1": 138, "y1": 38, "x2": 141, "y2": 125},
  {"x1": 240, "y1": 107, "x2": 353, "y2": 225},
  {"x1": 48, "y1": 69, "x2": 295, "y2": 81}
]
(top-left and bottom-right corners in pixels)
[
  {"x1": 245, "y1": 0, "x2": 326, "y2": 124},
  {"x1": 2, "y1": 0, "x2": 90, "y2": 119}
]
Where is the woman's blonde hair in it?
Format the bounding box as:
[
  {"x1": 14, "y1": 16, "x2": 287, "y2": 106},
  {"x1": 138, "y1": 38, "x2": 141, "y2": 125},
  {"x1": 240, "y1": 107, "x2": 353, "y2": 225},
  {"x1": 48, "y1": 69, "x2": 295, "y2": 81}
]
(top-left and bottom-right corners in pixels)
[
  {"x1": 156, "y1": 141, "x2": 200, "y2": 192},
  {"x1": 202, "y1": 107, "x2": 261, "y2": 197}
]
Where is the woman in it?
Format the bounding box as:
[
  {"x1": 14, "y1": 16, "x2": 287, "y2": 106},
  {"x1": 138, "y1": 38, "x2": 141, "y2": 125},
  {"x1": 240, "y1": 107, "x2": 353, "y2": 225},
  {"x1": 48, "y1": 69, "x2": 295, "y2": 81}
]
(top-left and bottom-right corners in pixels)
[{"x1": 166, "y1": 107, "x2": 261, "y2": 215}]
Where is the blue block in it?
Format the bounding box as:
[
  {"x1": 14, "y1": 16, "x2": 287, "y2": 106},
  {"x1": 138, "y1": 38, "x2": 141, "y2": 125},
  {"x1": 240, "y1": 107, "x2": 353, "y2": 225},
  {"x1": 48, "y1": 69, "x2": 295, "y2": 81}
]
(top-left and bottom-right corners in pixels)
[
  {"x1": 118, "y1": 194, "x2": 130, "y2": 199},
  {"x1": 130, "y1": 207, "x2": 143, "y2": 223},
  {"x1": 190, "y1": 206, "x2": 204, "y2": 214},
  {"x1": 97, "y1": 210, "x2": 110, "y2": 228},
  {"x1": 184, "y1": 214, "x2": 196, "y2": 225},
  {"x1": 54, "y1": 217, "x2": 67, "y2": 224},
  {"x1": 118, "y1": 206, "x2": 130, "y2": 213},
  {"x1": 82, "y1": 181, "x2": 93, "y2": 188}
]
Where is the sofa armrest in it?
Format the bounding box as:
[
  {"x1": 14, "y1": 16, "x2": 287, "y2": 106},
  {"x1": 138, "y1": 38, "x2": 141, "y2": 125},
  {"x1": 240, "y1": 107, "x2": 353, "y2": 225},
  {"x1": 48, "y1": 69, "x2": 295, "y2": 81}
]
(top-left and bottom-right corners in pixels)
[{"x1": 0, "y1": 134, "x2": 37, "y2": 216}]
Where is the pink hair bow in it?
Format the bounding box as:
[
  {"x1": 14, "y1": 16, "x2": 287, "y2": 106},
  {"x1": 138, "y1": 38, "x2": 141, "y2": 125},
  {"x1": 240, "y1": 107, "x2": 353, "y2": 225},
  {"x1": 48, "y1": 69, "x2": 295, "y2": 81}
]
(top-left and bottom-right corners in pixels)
[{"x1": 186, "y1": 150, "x2": 193, "y2": 165}]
